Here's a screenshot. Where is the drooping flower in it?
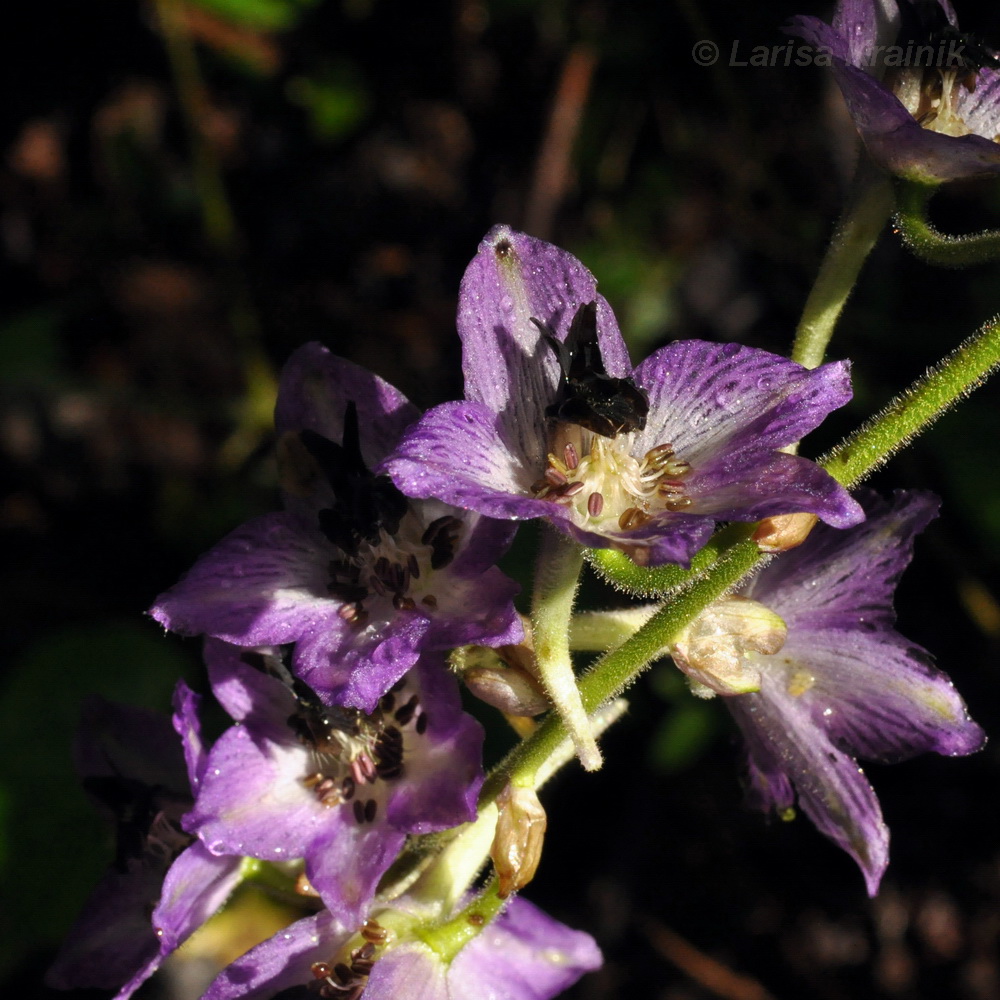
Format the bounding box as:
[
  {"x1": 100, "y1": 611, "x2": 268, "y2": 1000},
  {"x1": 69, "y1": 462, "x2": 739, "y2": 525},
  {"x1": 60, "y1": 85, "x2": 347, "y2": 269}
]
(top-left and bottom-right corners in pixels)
[
  {"x1": 675, "y1": 490, "x2": 984, "y2": 895},
  {"x1": 184, "y1": 640, "x2": 484, "y2": 925},
  {"x1": 47, "y1": 686, "x2": 243, "y2": 997},
  {"x1": 200, "y1": 893, "x2": 602, "y2": 1000},
  {"x1": 385, "y1": 226, "x2": 863, "y2": 567},
  {"x1": 790, "y1": 0, "x2": 1000, "y2": 181},
  {"x1": 151, "y1": 343, "x2": 522, "y2": 712}
]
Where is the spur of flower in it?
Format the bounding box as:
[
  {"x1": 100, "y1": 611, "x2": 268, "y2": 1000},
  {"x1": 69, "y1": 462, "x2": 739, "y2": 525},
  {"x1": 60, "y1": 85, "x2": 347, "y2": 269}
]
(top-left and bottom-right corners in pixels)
[
  {"x1": 199, "y1": 892, "x2": 601, "y2": 1000},
  {"x1": 385, "y1": 226, "x2": 863, "y2": 567},
  {"x1": 46, "y1": 686, "x2": 242, "y2": 997},
  {"x1": 151, "y1": 343, "x2": 522, "y2": 712},
  {"x1": 790, "y1": 0, "x2": 1000, "y2": 181},
  {"x1": 672, "y1": 490, "x2": 985, "y2": 894},
  {"x1": 183, "y1": 641, "x2": 485, "y2": 925}
]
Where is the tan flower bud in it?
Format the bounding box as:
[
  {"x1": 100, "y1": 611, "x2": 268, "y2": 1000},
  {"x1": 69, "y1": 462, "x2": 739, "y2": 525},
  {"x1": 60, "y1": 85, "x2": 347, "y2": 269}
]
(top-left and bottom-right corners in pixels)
[
  {"x1": 462, "y1": 665, "x2": 550, "y2": 717},
  {"x1": 671, "y1": 596, "x2": 787, "y2": 696},
  {"x1": 491, "y1": 783, "x2": 547, "y2": 898},
  {"x1": 753, "y1": 512, "x2": 819, "y2": 553}
]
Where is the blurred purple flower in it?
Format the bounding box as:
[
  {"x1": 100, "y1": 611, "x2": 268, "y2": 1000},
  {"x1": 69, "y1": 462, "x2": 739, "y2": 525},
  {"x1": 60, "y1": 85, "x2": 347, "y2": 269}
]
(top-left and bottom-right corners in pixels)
[
  {"x1": 201, "y1": 894, "x2": 601, "y2": 1000},
  {"x1": 151, "y1": 343, "x2": 522, "y2": 712},
  {"x1": 726, "y1": 490, "x2": 985, "y2": 894},
  {"x1": 184, "y1": 641, "x2": 484, "y2": 925},
  {"x1": 46, "y1": 686, "x2": 242, "y2": 998},
  {"x1": 790, "y1": 0, "x2": 1000, "y2": 181},
  {"x1": 385, "y1": 226, "x2": 863, "y2": 568}
]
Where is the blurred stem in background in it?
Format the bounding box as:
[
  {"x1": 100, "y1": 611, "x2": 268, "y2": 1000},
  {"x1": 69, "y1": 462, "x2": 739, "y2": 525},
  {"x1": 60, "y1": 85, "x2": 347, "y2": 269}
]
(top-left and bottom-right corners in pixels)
[{"x1": 153, "y1": 0, "x2": 277, "y2": 466}]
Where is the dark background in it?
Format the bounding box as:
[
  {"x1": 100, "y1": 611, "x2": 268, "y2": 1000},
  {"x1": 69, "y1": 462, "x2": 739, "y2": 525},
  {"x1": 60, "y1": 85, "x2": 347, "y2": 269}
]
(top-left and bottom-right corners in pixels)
[{"x1": 3, "y1": 1, "x2": 1000, "y2": 998}]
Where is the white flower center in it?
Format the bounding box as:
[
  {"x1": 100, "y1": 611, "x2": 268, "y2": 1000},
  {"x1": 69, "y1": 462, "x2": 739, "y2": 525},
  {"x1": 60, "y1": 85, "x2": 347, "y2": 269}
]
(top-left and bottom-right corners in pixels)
[{"x1": 531, "y1": 423, "x2": 691, "y2": 532}]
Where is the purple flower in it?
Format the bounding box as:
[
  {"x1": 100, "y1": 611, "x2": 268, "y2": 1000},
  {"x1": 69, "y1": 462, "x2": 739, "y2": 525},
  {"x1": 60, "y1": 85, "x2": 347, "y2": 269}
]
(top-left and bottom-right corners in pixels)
[
  {"x1": 151, "y1": 343, "x2": 522, "y2": 712},
  {"x1": 790, "y1": 0, "x2": 1000, "y2": 181},
  {"x1": 200, "y1": 895, "x2": 601, "y2": 1000},
  {"x1": 385, "y1": 226, "x2": 863, "y2": 567},
  {"x1": 722, "y1": 490, "x2": 985, "y2": 894},
  {"x1": 184, "y1": 640, "x2": 484, "y2": 925},
  {"x1": 47, "y1": 686, "x2": 242, "y2": 997}
]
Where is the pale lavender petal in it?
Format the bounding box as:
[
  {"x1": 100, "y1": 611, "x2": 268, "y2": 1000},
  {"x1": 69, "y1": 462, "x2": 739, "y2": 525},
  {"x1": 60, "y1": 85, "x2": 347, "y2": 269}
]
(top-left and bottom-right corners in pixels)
[
  {"x1": 422, "y1": 565, "x2": 524, "y2": 652},
  {"x1": 172, "y1": 681, "x2": 207, "y2": 790},
  {"x1": 775, "y1": 631, "x2": 985, "y2": 762},
  {"x1": 956, "y1": 66, "x2": 1000, "y2": 137},
  {"x1": 203, "y1": 639, "x2": 297, "y2": 729},
  {"x1": 386, "y1": 400, "x2": 552, "y2": 517},
  {"x1": 727, "y1": 675, "x2": 889, "y2": 896},
  {"x1": 113, "y1": 844, "x2": 243, "y2": 999},
  {"x1": 149, "y1": 512, "x2": 337, "y2": 647},
  {"x1": 184, "y1": 725, "x2": 324, "y2": 860},
  {"x1": 306, "y1": 822, "x2": 406, "y2": 925},
  {"x1": 275, "y1": 342, "x2": 420, "y2": 470},
  {"x1": 364, "y1": 944, "x2": 447, "y2": 1000},
  {"x1": 787, "y1": 13, "x2": 851, "y2": 60},
  {"x1": 447, "y1": 897, "x2": 603, "y2": 1000},
  {"x1": 458, "y1": 225, "x2": 630, "y2": 467},
  {"x1": 201, "y1": 910, "x2": 348, "y2": 1000}
]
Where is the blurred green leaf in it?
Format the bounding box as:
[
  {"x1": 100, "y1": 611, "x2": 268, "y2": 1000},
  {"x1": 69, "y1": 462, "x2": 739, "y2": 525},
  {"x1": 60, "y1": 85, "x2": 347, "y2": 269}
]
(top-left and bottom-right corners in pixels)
[
  {"x1": 186, "y1": 0, "x2": 318, "y2": 32},
  {"x1": 648, "y1": 700, "x2": 718, "y2": 775},
  {"x1": 286, "y1": 64, "x2": 370, "y2": 143}
]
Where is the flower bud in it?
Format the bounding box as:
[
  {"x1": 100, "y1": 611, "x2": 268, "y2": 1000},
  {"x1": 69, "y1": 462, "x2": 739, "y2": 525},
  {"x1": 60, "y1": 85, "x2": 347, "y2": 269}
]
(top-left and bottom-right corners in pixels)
[
  {"x1": 753, "y1": 512, "x2": 819, "y2": 553},
  {"x1": 671, "y1": 596, "x2": 787, "y2": 696},
  {"x1": 491, "y1": 783, "x2": 547, "y2": 898},
  {"x1": 451, "y1": 633, "x2": 550, "y2": 717}
]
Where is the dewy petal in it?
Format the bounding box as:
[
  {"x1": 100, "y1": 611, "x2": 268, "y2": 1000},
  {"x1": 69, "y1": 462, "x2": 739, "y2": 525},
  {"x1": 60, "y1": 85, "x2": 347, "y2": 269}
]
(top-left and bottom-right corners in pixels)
[
  {"x1": 727, "y1": 676, "x2": 890, "y2": 896},
  {"x1": 386, "y1": 399, "x2": 558, "y2": 519},
  {"x1": 446, "y1": 897, "x2": 603, "y2": 1000},
  {"x1": 633, "y1": 342, "x2": 862, "y2": 528},
  {"x1": 172, "y1": 680, "x2": 207, "y2": 790},
  {"x1": 776, "y1": 631, "x2": 985, "y2": 762},
  {"x1": 457, "y1": 225, "x2": 631, "y2": 469},
  {"x1": 201, "y1": 910, "x2": 348, "y2": 1000},
  {"x1": 744, "y1": 489, "x2": 940, "y2": 631},
  {"x1": 149, "y1": 512, "x2": 336, "y2": 648}
]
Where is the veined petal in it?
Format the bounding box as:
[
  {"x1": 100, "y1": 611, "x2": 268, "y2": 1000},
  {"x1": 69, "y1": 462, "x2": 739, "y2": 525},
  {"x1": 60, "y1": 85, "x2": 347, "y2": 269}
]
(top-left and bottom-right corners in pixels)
[
  {"x1": 632, "y1": 342, "x2": 853, "y2": 464},
  {"x1": 774, "y1": 631, "x2": 985, "y2": 762},
  {"x1": 149, "y1": 512, "x2": 336, "y2": 647},
  {"x1": 458, "y1": 225, "x2": 631, "y2": 468},
  {"x1": 172, "y1": 681, "x2": 207, "y2": 791},
  {"x1": 727, "y1": 676, "x2": 889, "y2": 896},
  {"x1": 744, "y1": 489, "x2": 940, "y2": 629}
]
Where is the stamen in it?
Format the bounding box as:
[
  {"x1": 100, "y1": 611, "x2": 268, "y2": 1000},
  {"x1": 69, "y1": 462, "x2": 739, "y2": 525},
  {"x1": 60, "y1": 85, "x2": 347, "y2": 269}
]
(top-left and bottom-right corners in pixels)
[
  {"x1": 392, "y1": 594, "x2": 416, "y2": 611},
  {"x1": 341, "y1": 775, "x2": 355, "y2": 800},
  {"x1": 563, "y1": 442, "x2": 579, "y2": 469},
  {"x1": 587, "y1": 491, "x2": 604, "y2": 517},
  {"x1": 415, "y1": 712, "x2": 428, "y2": 735},
  {"x1": 353, "y1": 800, "x2": 366, "y2": 824},
  {"x1": 545, "y1": 466, "x2": 568, "y2": 486},
  {"x1": 618, "y1": 506, "x2": 648, "y2": 530},
  {"x1": 394, "y1": 694, "x2": 420, "y2": 726},
  {"x1": 364, "y1": 799, "x2": 377, "y2": 822},
  {"x1": 361, "y1": 919, "x2": 388, "y2": 944},
  {"x1": 421, "y1": 594, "x2": 438, "y2": 609},
  {"x1": 560, "y1": 480, "x2": 585, "y2": 497}
]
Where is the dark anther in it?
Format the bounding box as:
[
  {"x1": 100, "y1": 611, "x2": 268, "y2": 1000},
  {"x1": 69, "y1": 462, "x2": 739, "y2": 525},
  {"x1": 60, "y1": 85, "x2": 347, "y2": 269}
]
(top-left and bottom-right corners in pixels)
[
  {"x1": 364, "y1": 799, "x2": 377, "y2": 822},
  {"x1": 288, "y1": 679, "x2": 366, "y2": 752},
  {"x1": 421, "y1": 514, "x2": 463, "y2": 570},
  {"x1": 394, "y1": 694, "x2": 420, "y2": 727},
  {"x1": 538, "y1": 301, "x2": 649, "y2": 438},
  {"x1": 353, "y1": 800, "x2": 366, "y2": 824},
  {"x1": 415, "y1": 712, "x2": 428, "y2": 735},
  {"x1": 300, "y1": 402, "x2": 409, "y2": 557},
  {"x1": 341, "y1": 776, "x2": 355, "y2": 800},
  {"x1": 380, "y1": 692, "x2": 395, "y2": 713}
]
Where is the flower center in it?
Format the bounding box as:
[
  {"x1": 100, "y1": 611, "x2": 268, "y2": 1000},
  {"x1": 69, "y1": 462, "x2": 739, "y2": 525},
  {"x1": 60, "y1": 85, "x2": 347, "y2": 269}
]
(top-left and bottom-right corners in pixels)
[
  {"x1": 532, "y1": 424, "x2": 691, "y2": 531},
  {"x1": 289, "y1": 673, "x2": 430, "y2": 826}
]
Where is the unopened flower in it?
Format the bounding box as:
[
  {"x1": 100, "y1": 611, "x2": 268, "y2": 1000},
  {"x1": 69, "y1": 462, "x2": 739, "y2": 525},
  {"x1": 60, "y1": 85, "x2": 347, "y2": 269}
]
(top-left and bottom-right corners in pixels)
[
  {"x1": 790, "y1": 0, "x2": 1000, "y2": 181},
  {"x1": 386, "y1": 226, "x2": 863, "y2": 568},
  {"x1": 151, "y1": 343, "x2": 522, "y2": 712},
  {"x1": 200, "y1": 894, "x2": 601, "y2": 1000},
  {"x1": 717, "y1": 490, "x2": 984, "y2": 894},
  {"x1": 47, "y1": 687, "x2": 242, "y2": 997},
  {"x1": 184, "y1": 641, "x2": 484, "y2": 924}
]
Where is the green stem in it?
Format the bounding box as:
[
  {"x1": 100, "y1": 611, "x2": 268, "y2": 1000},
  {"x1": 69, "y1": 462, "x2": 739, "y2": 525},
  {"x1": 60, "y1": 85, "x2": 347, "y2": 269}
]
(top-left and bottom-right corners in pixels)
[
  {"x1": 820, "y1": 314, "x2": 1000, "y2": 486},
  {"x1": 792, "y1": 165, "x2": 894, "y2": 369},
  {"x1": 530, "y1": 527, "x2": 601, "y2": 771},
  {"x1": 417, "y1": 876, "x2": 508, "y2": 963},
  {"x1": 895, "y1": 179, "x2": 1000, "y2": 267}
]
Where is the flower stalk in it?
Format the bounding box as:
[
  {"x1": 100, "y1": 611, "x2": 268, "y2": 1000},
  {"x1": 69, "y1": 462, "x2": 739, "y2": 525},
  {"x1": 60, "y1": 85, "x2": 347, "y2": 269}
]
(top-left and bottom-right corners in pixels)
[
  {"x1": 791, "y1": 165, "x2": 894, "y2": 369},
  {"x1": 894, "y1": 179, "x2": 1000, "y2": 268}
]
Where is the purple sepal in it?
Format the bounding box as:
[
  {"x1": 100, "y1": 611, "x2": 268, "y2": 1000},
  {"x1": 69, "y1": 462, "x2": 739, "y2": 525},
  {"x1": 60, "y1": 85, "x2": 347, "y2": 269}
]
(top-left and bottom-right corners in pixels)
[{"x1": 726, "y1": 490, "x2": 985, "y2": 895}]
